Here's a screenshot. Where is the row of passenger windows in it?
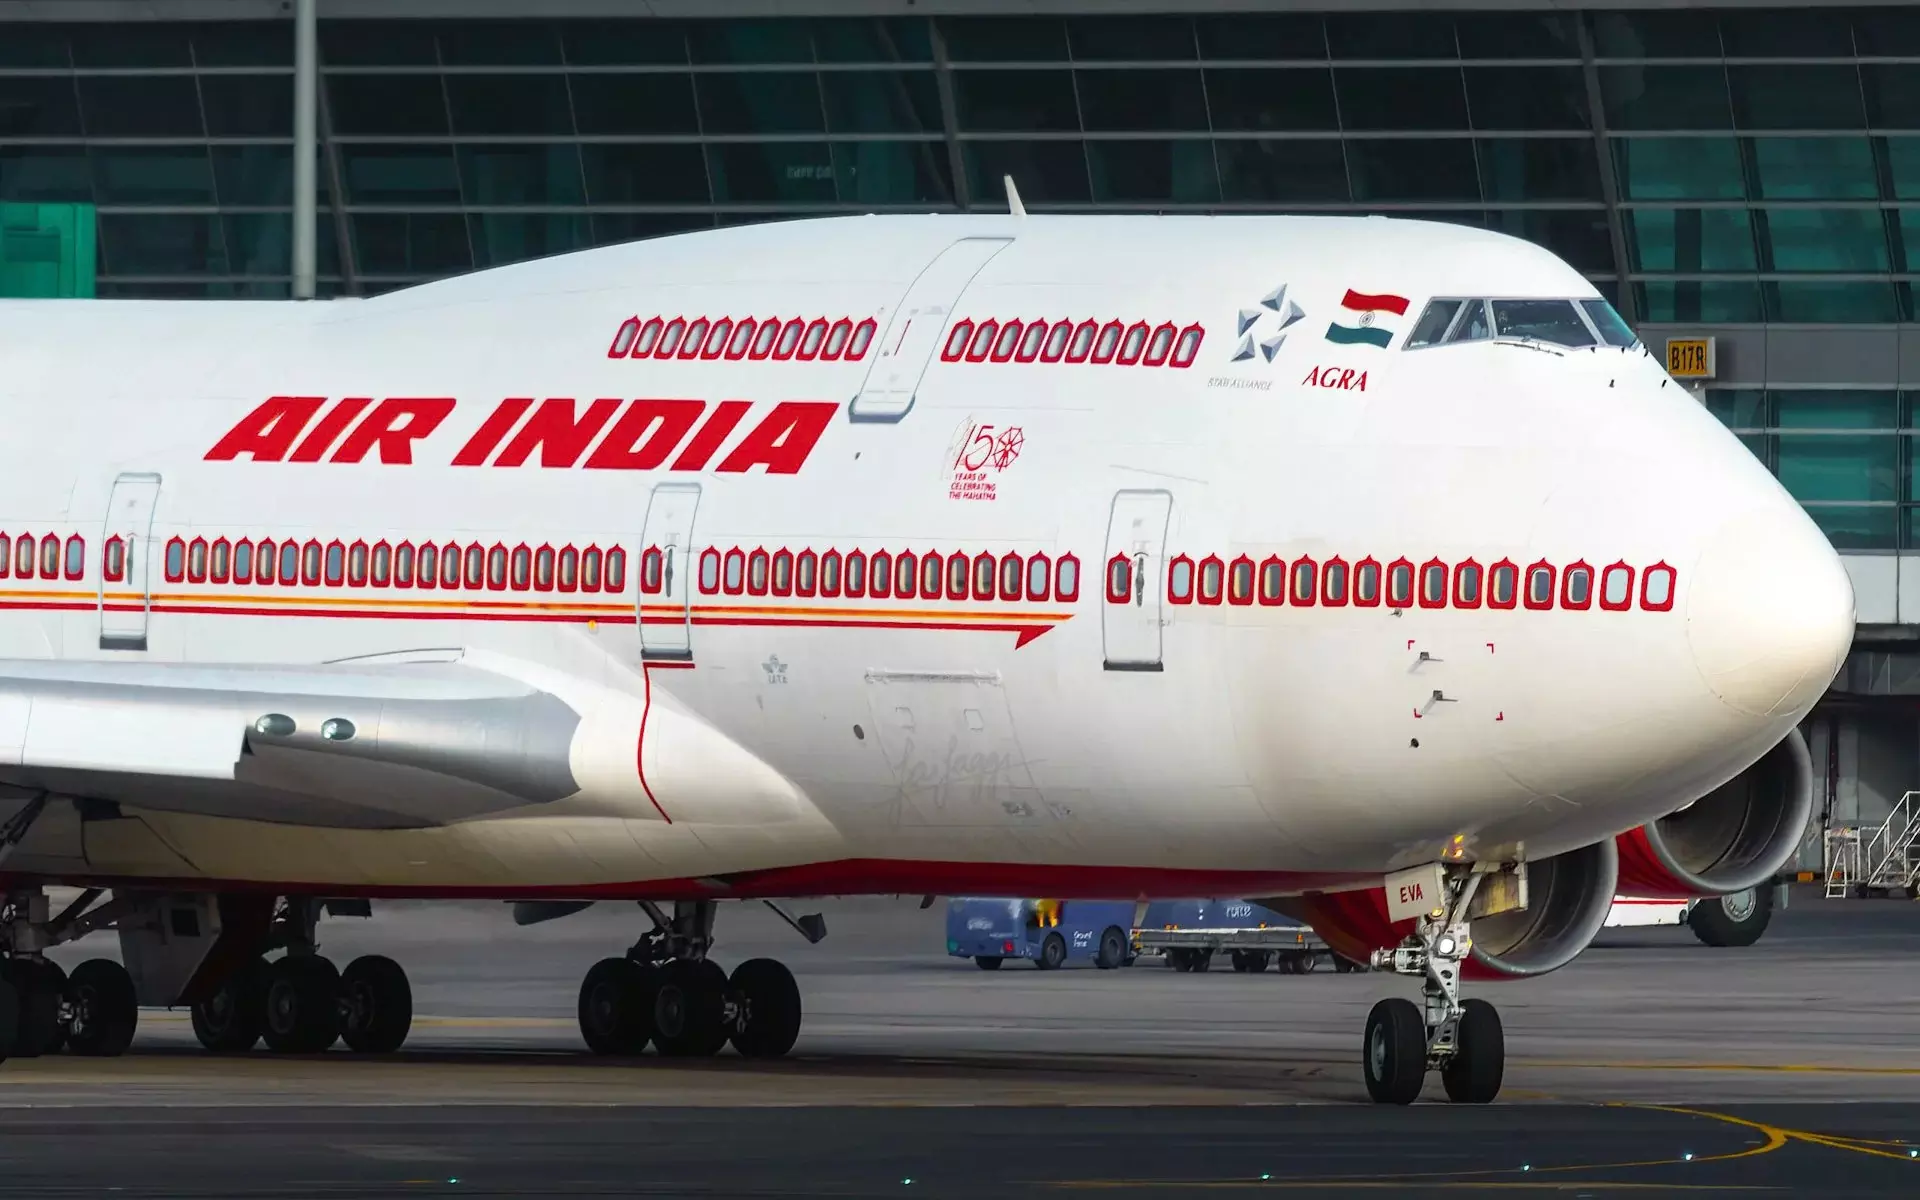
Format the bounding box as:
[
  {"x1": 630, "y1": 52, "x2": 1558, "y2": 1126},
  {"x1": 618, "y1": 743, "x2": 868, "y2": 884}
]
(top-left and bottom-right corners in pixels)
[
  {"x1": 155, "y1": 536, "x2": 628, "y2": 594},
  {"x1": 0, "y1": 533, "x2": 87, "y2": 582},
  {"x1": 607, "y1": 314, "x2": 877, "y2": 364},
  {"x1": 689, "y1": 546, "x2": 1082, "y2": 603},
  {"x1": 940, "y1": 318, "x2": 1205, "y2": 368},
  {"x1": 1120, "y1": 553, "x2": 1677, "y2": 613},
  {"x1": 1404, "y1": 296, "x2": 1640, "y2": 350}
]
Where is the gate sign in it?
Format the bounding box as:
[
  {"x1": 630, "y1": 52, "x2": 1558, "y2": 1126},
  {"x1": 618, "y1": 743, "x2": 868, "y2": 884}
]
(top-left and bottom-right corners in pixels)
[{"x1": 1665, "y1": 337, "x2": 1716, "y2": 380}]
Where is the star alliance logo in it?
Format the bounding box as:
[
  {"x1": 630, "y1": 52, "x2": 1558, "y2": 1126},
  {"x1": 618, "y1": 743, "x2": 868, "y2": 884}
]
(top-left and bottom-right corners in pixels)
[{"x1": 1233, "y1": 283, "x2": 1307, "y2": 364}]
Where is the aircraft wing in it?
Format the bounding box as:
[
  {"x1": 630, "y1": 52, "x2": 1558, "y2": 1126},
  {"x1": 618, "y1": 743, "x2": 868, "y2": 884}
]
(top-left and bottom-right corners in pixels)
[{"x1": 0, "y1": 655, "x2": 584, "y2": 830}]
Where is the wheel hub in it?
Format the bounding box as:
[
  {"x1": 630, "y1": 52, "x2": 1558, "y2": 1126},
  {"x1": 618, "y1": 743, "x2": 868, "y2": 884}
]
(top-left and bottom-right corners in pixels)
[{"x1": 1721, "y1": 889, "x2": 1757, "y2": 921}]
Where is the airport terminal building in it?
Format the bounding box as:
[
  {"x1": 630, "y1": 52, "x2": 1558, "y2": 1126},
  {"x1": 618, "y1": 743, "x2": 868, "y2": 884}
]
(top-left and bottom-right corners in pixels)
[{"x1": 2, "y1": 0, "x2": 1918, "y2": 861}]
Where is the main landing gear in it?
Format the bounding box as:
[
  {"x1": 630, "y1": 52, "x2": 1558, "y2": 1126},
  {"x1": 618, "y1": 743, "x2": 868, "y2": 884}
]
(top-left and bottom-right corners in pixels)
[
  {"x1": 576, "y1": 900, "x2": 811, "y2": 1060},
  {"x1": 1363, "y1": 866, "x2": 1505, "y2": 1106}
]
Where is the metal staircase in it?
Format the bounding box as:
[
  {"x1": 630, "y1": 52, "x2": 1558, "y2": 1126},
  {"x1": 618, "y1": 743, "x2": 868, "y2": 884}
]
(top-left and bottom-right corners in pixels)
[{"x1": 1825, "y1": 792, "x2": 1920, "y2": 898}]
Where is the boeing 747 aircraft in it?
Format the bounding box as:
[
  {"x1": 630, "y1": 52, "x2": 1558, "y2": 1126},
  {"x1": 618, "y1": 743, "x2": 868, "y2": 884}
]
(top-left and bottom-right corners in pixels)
[{"x1": 0, "y1": 212, "x2": 1851, "y2": 1104}]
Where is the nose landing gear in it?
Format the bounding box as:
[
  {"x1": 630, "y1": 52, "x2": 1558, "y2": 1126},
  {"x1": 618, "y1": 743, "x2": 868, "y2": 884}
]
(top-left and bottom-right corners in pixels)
[{"x1": 1363, "y1": 866, "x2": 1505, "y2": 1105}]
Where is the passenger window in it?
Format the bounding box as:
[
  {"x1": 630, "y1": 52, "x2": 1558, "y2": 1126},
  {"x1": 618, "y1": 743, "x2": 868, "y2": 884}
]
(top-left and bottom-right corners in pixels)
[
  {"x1": 1526, "y1": 563, "x2": 1554, "y2": 608},
  {"x1": 1168, "y1": 555, "x2": 1194, "y2": 603},
  {"x1": 463, "y1": 545, "x2": 485, "y2": 589},
  {"x1": 1229, "y1": 556, "x2": 1255, "y2": 605},
  {"x1": 697, "y1": 548, "x2": 718, "y2": 593},
  {"x1": 1056, "y1": 554, "x2": 1079, "y2": 601},
  {"x1": 416, "y1": 543, "x2": 436, "y2": 588},
  {"x1": 370, "y1": 542, "x2": 390, "y2": 586},
  {"x1": 234, "y1": 539, "x2": 254, "y2": 584},
  {"x1": 1323, "y1": 559, "x2": 1349, "y2": 605},
  {"x1": 998, "y1": 552, "x2": 1022, "y2": 600},
  {"x1": 822, "y1": 551, "x2": 842, "y2": 597},
  {"x1": 895, "y1": 551, "x2": 917, "y2": 598},
  {"x1": 1025, "y1": 553, "x2": 1051, "y2": 601},
  {"x1": 947, "y1": 552, "x2": 969, "y2": 600},
  {"x1": 349, "y1": 542, "x2": 369, "y2": 586},
  {"x1": 1420, "y1": 561, "x2": 1447, "y2": 607},
  {"x1": 62, "y1": 535, "x2": 83, "y2": 579},
  {"x1": 870, "y1": 551, "x2": 891, "y2": 597},
  {"x1": 323, "y1": 543, "x2": 344, "y2": 585},
  {"x1": 1491, "y1": 299, "x2": 1595, "y2": 348},
  {"x1": 796, "y1": 550, "x2": 817, "y2": 596},
  {"x1": 1600, "y1": 563, "x2": 1632, "y2": 610},
  {"x1": 441, "y1": 543, "x2": 461, "y2": 588},
  {"x1": 974, "y1": 552, "x2": 996, "y2": 601},
  {"x1": 1455, "y1": 561, "x2": 1482, "y2": 608},
  {"x1": 511, "y1": 546, "x2": 532, "y2": 590},
  {"x1": 1290, "y1": 559, "x2": 1316, "y2": 605},
  {"x1": 42, "y1": 535, "x2": 61, "y2": 579},
  {"x1": 1259, "y1": 557, "x2": 1284, "y2": 605},
  {"x1": 1106, "y1": 554, "x2": 1133, "y2": 604},
  {"x1": 582, "y1": 547, "x2": 603, "y2": 592},
  {"x1": 1355, "y1": 559, "x2": 1381, "y2": 606},
  {"x1": 1197, "y1": 556, "x2": 1223, "y2": 605},
  {"x1": 163, "y1": 537, "x2": 183, "y2": 582},
  {"x1": 772, "y1": 550, "x2": 792, "y2": 596},
  {"x1": 711, "y1": 546, "x2": 732, "y2": 593},
  {"x1": 1387, "y1": 560, "x2": 1413, "y2": 607},
  {"x1": 393, "y1": 543, "x2": 412, "y2": 586},
  {"x1": 188, "y1": 539, "x2": 207, "y2": 583},
  {"x1": 1405, "y1": 299, "x2": 1462, "y2": 349},
  {"x1": 278, "y1": 541, "x2": 299, "y2": 584},
  {"x1": 847, "y1": 550, "x2": 868, "y2": 597},
  {"x1": 1445, "y1": 300, "x2": 1492, "y2": 343},
  {"x1": 1563, "y1": 564, "x2": 1593, "y2": 609},
  {"x1": 748, "y1": 549, "x2": 768, "y2": 595},
  {"x1": 1489, "y1": 562, "x2": 1517, "y2": 608},
  {"x1": 487, "y1": 546, "x2": 508, "y2": 589}
]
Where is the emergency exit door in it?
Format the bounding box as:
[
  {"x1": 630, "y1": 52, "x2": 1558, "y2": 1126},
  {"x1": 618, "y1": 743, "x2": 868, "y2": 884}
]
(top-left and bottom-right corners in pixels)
[
  {"x1": 99, "y1": 471, "x2": 161, "y2": 651},
  {"x1": 850, "y1": 237, "x2": 1012, "y2": 423},
  {"x1": 639, "y1": 482, "x2": 700, "y2": 660},
  {"x1": 1101, "y1": 489, "x2": 1172, "y2": 671}
]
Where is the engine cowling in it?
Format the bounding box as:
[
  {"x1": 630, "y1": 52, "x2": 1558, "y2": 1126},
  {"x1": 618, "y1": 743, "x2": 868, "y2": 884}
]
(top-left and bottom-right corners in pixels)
[
  {"x1": 1614, "y1": 727, "x2": 1812, "y2": 899},
  {"x1": 1266, "y1": 837, "x2": 1618, "y2": 981}
]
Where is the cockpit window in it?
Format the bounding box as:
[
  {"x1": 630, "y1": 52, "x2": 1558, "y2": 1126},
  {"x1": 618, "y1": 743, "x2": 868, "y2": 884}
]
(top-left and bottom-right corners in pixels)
[
  {"x1": 1490, "y1": 299, "x2": 1595, "y2": 348},
  {"x1": 1445, "y1": 300, "x2": 1492, "y2": 343},
  {"x1": 1405, "y1": 299, "x2": 1462, "y2": 349},
  {"x1": 1579, "y1": 298, "x2": 1639, "y2": 348}
]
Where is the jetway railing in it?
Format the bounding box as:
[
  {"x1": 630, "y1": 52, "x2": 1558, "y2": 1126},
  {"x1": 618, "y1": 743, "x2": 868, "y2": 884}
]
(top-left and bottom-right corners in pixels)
[{"x1": 1824, "y1": 791, "x2": 1920, "y2": 898}]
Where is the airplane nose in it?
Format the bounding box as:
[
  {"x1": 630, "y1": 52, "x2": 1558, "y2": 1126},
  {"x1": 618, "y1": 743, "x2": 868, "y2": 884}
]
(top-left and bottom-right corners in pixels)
[{"x1": 1686, "y1": 509, "x2": 1855, "y2": 719}]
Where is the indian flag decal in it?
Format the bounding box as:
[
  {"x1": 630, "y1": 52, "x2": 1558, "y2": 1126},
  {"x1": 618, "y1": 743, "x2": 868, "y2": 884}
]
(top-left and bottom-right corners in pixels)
[{"x1": 1325, "y1": 290, "x2": 1409, "y2": 349}]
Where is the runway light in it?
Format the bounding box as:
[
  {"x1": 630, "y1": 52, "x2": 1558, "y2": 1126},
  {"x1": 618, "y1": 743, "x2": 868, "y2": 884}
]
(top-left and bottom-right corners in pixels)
[
  {"x1": 1683, "y1": 1153, "x2": 1694, "y2": 1162},
  {"x1": 1260, "y1": 1174, "x2": 1271, "y2": 1180}
]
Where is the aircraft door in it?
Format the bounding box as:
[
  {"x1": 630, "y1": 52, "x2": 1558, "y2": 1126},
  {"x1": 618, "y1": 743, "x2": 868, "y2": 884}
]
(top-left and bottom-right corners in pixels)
[
  {"x1": 850, "y1": 236, "x2": 1012, "y2": 423},
  {"x1": 639, "y1": 482, "x2": 701, "y2": 661},
  {"x1": 1101, "y1": 489, "x2": 1172, "y2": 672},
  {"x1": 98, "y1": 471, "x2": 162, "y2": 651}
]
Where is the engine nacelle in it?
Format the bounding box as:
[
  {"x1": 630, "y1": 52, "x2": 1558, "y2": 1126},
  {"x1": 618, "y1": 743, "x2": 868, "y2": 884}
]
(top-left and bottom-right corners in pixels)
[
  {"x1": 1614, "y1": 727, "x2": 1813, "y2": 899},
  {"x1": 1265, "y1": 837, "x2": 1618, "y2": 981}
]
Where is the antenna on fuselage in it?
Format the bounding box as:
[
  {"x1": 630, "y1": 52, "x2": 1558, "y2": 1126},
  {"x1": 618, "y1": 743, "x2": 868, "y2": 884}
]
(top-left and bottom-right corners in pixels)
[{"x1": 1003, "y1": 175, "x2": 1027, "y2": 218}]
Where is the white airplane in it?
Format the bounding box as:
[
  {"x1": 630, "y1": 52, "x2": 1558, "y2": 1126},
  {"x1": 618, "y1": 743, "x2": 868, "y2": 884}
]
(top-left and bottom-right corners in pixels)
[{"x1": 0, "y1": 211, "x2": 1851, "y2": 1106}]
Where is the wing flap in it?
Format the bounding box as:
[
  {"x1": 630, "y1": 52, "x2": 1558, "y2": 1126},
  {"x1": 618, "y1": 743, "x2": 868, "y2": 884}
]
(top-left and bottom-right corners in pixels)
[{"x1": 0, "y1": 690, "x2": 244, "y2": 781}]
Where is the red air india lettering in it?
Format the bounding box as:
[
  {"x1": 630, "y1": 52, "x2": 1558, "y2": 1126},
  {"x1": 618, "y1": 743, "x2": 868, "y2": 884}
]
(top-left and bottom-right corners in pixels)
[
  {"x1": 204, "y1": 396, "x2": 327, "y2": 461},
  {"x1": 584, "y1": 399, "x2": 705, "y2": 470},
  {"x1": 330, "y1": 398, "x2": 458, "y2": 464}
]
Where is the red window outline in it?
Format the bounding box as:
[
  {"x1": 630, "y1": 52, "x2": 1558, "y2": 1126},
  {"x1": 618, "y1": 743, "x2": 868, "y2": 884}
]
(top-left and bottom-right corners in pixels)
[
  {"x1": 547, "y1": 545, "x2": 571, "y2": 592},
  {"x1": 1598, "y1": 561, "x2": 1635, "y2": 612},
  {"x1": 1090, "y1": 320, "x2": 1124, "y2": 364},
  {"x1": 1015, "y1": 321, "x2": 1047, "y2": 362},
  {"x1": 1640, "y1": 562, "x2": 1677, "y2": 612},
  {"x1": 1142, "y1": 322, "x2": 1177, "y2": 367},
  {"x1": 1386, "y1": 557, "x2": 1415, "y2": 609},
  {"x1": 101, "y1": 535, "x2": 123, "y2": 583},
  {"x1": 253, "y1": 538, "x2": 274, "y2": 586},
  {"x1": 701, "y1": 317, "x2": 733, "y2": 360},
  {"x1": 773, "y1": 318, "x2": 806, "y2": 360},
  {"x1": 965, "y1": 320, "x2": 999, "y2": 363},
  {"x1": 989, "y1": 320, "x2": 1021, "y2": 363},
  {"x1": 161, "y1": 536, "x2": 184, "y2": 583},
  {"x1": 1418, "y1": 558, "x2": 1449, "y2": 609},
  {"x1": 1488, "y1": 559, "x2": 1518, "y2": 610},
  {"x1": 998, "y1": 552, "x2": 1023, "y2": 601},
  {"x1": 416, "y1": 542, "x2": 438, "y2": 590},
  {"x1": 879, "y1": 550, "x2": 904, "y2": 598},
  {"x1": 820, "y1": 549, "x2": 843, "y2": 598},
  {"x1": 1197, "y1": 554, "x2": 1225, "y2": 606},
  {"x1": 697, "y1": 547, "x2": 720, "y2": 595},
  {"x1": 641, "y1": 546, "x2": 664, "y2": 594},
  {"x1": 233, "y1": 538, "x2": 254, "y2": 586},
  {"x1": 655, "y1": 317, "x2": 688, "y2": 359},
  {"x1": 344, "y1": 539, "x2": 367, "y2": 586},
  {"x1": 749, "y1": 318, "x2": 782, "y2": 360},
  {"x1": 608, "y1": 316, "x2": 641, "y2": 358},
  {"x1": 483, "y1": 543, "x2": 507, "y2": 592},
  {"x1": 39, "y1": 534, "x2": 58, "y2": 579},
  {"x1": 847, "y1": 318, "x2": 877, "y2": 361},
  {"x1": 725, "y1": 317, "x2": 756, "y2": 359},
  {"x1": 441, "y1": 543, "x2": 463, "y2": 590},
  {"x1": 1116, "y1": 321, "x2": 1150, "y2": 366},
  {"x1": 370, "y1": 540, "x2": 392, "y2": 588},
  {"x1": 187, "y1": 536, "x2": 209, "y2": 584},
  {"x1": 920, "y1": 551, "x2": 943, "y2": 600},
  {"x1": 1056, "y1": 553, "x2": 1080, "y2": 602},
  {"x1": 1561, "y1": 560, "x2": 1595, "y2": 611},
  {"x1": 1524, "y1": 561, "x2": 1557, "y2": 611},
  {"x1": 941, "y1": 320, "x2": 975, "y2": 362},
  {"x1": 946, "y1": 552, "x2": 969, "y2": 601},
  {"x1": 631, "y1": 317, "x2": 664, "y2": 357},
  {"x1": 1355, "y1": 558, "x2": 1382, "y2": 606},
  {"x1": 1065, "y1": 320, "x2": 1098, "y2": 363},
  {"x1": 457, "y1": 544, "x2": 479, "y2": 589},
  {"x1": 869, "y1": 550, "x2": 892, "y2": 599},
  {"x1": 511, "y1": 545, "x2": 534, "y2": 591},
  {"x1": 822, "y1": 318, "x2": 853, "y2": 361},
  {"x1": 796, "y1": 549, "x2": 818, "y2": 598},
  {"x1": 771, "y1": 549, "x2": 793, "y2": 597},
  {"x1": 1167, "y1": 553, "x2": 1196, "y2": 604},
  {"x1": 971, "y1": 551, "x2": 996, "y2": 601},
  {"x1": 747, "y1": 548, "x2": 770, "y2": 597},
  {"x1": 1026, "y1": 551, "x2": 1052, "y2": 602},
  {"x1": 1105, "y1": 553, "x2": 1132, "y2": 605},
  {"x1": 63, "y1": 534, "x2": 84, "y2": 581},
  {"x1": 1228, "y1": 554, "x2": 1256, "y2": 606},
  {"x1": 1040, "y1": 320, "x2": 1073, "y2": 362},
  {"x1": 1322, "y1": 556, "x2": 1350, "y2": 607},
  {"x1": 581, "y1": 546, "x2": 604, "y2": 593},
  {"x1": 606, "y1": 546, "x2": 627, "y2": 594},
  {"x1": 797, "y1": 318, "x2": 830, "y2": 361},
  {"x1": 12, "y1": 534, "x2": 31, "y2": 580},
  {"x1": 1258, "y1": 555, "x2": 1285, "y2": 606},
  {"x1": 678, "y1": 317, "x2": 710, "y2": 360},
  {"x1": 303, "y1": 539, "x2": 324, "y2": 587},
  {"x1": 1291, "y1": 556, "x2": 1318, "y2": 607},
  {"x1": 1169, "y1": 323, "x2": 1205, "y2": 368},
  {"x1": 847, "y1": 549, "x2": 869, "y2": 598},
  {"x1": 1453, "y1": 558, "x2": 1484, "y2": 609}
]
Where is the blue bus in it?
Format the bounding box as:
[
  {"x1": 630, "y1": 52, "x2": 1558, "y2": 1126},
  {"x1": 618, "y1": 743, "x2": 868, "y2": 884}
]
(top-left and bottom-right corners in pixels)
[{"x1": 945, "y1": 897, "x2": 1138, "y2": 970}]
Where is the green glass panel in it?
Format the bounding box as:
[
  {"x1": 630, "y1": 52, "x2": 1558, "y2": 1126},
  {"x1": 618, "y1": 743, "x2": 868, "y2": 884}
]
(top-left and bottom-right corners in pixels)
[
  {"x1": 831, "y1": 142, "x2": 954, "y2": 205},
  {"x1": 962, "y1": 142, "x2": 1090, "y2": 203},
  {"x1": 467, "y1": 213, "x2": 592, "y2": 268},
  {"x1": 1215, "y1": 139, "x2": 1348, "y2": 202},
  {"x1": 0, "y1": 149, "x2": 91, "y2": 204},
  {"x1": 1807, "y1": 506, "x2": 1896, "y2": 551},
  {"x1": 1778, "y1": 434, "x2": 1896, "y2": 502},
  {"x1": 1067, "y1": 16, "x2": 1195, "y2": 60},
  {"x1": 1454, "y1": 14, "x2": 1578, "y2": 59},
  {"x1": 1347, "y1": 139, "x2": 1479, "y2": 202},
  {"x1": 90, "y1": 148, "x2": 215, "y2": 205},
  {"x1": 1720, "y1": 12, "x2": 1854, "y2": 57},
  {"x1": 1600, "y1": 67, "x2": 1732, "y2": 131},
  {"x1": 1076, "y1": 70, "x2": 1208, "y2": 131},
  {"x1": 1625, "y1": 208, "x2": 1757, "y2": 272},
  {"x1": 707, "y1": 142, "x2": 837, "y2": 203},
  {"x1": 99, "y1": 214, "x2": 227, "y2": 276},
  {"x1": 813, "y1": 19, "x2": 932, "y2": 64},
  {"x1": 952, "y1": 70, "x2": 1079, "y2": 132},
  {"x1": 436, "y1": 19, "x2": 564, "y2": 65},
  {"x1": 941, "y1": 18, "x2": 1069, "y2": 63},
  {"x1": 0, "y1": 26, "x2": 70, "y2": 67},
  {"x1": 71, "y1": 24, "x2": 191, "y2": 67},
  {"x1": 1888, "y1": 139, "x2": 1920, "y2": 201},
  {"x1": 340, "y1": 145, "x2": 461, "y2": 205},
  {"x1": 1906, "y1": 438, "x2": 1920, "y2": 499},
  {"x1": 1750, "y1": 138, "x2": 1876, "y2": 200},
  {"x1": 77, "y1": 77, "x2": 203, "y2": 138},
  {"x1": 1086, "y1": 140, "x2": 1220, "y2": 203},
  {"x1": 1855, "y1": 13, "x2": 1920, "y2": 56},
  {"x1": 580, "y1": 144, "x2": 709, "y2": 204},
  {"x1": 1325, "y1": 13, "x2": 1456, "y2": 59},
  {"x1": 1204, "y1": 68, "x2": 1338, "y2": 131},
  {"x1": 1897, "y1": 209, "x2": 1920, "y2": 273},
  {"x1": 213, "y1": 146, "x2": 331, "y2": 207},
  {"x1": 1613, "y1": 138, "x2": 1744, "y2": 201},
  {"x1": 456, "y1": 144, "x2": 584, "y2": 206},
  {"x1": 1590, "y1": 12, "x2": 1721, "y2": 58},
  {"x1": 1775, "y1": 390, "x2": 1898, "y2": 430},
  {"x1": 689, "y1": 20, "x2": 814, "y2": 65},
  {"x1": 1767, "y1": 281, "x2": 1901, "y2": 323},
  {"x1": 0, "y1": 77, "x2": 82, "y2": 138},
  {"x1": 1634, "y1": 280, "x2": 1764, "y2": 323},
  {"x1": 558, "y1": 20, "x2": 690, "y2": 66},
  {"x1": 1760, "y1": 209, "x2": 1889, "y2": 271},
  {"x1": 820, "y1": 71, "x2": 941, "y2": 134},
  {"x1": 1337, "y1": 68, "x2": 1469, "y2": 131},
  {"x1": 200, "y1": 75, "x2": 294, "y2": 139},
  {"x1": 1194, "y1": 16, "x2": 1327, "y2": 60},
  {"x1": 1862, "y1": 65, "x2": 1920, "y2": 128},
  {"x1": 446, "y1": 75, "x2": 575, "y2": 136},
  {"x1": 351, "y1": 212, "x2": 471, "y2": 275},
  {"x1": 1730, "y1": 66, "x2": 1866, "y2": 131},
  {"x1": 570, "y1": 75, "x2": 699, "y2": 135},
  {"x1": 0, "y1": 202, "x2": 95, "y2": 298},
  {"x1": 225, "y1": 212, "x2": 339, "y2": 277},
  {"x1": 1463, "y1": 68, "x2": 1589, "y2": 131},
  {"x1": 1477, "y1": 139, "x2": 1600, "y2": 201},
  {"x1": 699, "y1": 72, "x2": 826, "y2": 134},
  {"x1": 326, "y1": 76, "x2": 450, "y2": 137},
  {"x1": 1705, "y1": 389, "x2": 1765, "y2": 430}
]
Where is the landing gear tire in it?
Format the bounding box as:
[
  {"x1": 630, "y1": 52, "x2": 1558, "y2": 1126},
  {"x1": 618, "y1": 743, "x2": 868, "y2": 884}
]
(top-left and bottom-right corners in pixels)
[
  {"x1": 1036, "y1": 933, "x2": 1067, "y2": 970},
  {"x1": 261, "y1": 955, "x2": 341, "y2": 1054},
  {"x1": 340, "y1": 955, "x2": 413, "y2": 1054},
  {"x1": 973, "y1": 956, "x2": 1003, "y2": 971},
  {"x1": 6, "y1": 959, "x2": 66, "y2": 1058},
  {"x1": 1230, "y1": 950, "x2": 1271, "y2": 974},
  {"x1": 1094, "y1": 927, "x2": 1129, "y2": 970},
  {"x1": 192, "y1": 957, "x2": 267, "y2": 1053},
  {"x1": 0, "y1": 969, "x2": 17, "y2": 1062},
  {"x1": 1363, "y1": 998, "x2": 1427, "y2": 1105},
  {"x1": 1688, "y1": 887, "x2": 1771, "y2": 948},
  {"x1": 653, "y1": 959, "x2": 728, "y2": 1058},
  {"x1": 65, "y1": 958, "x2": 137, "y2": 1058},
  {"x1": 1281, "y1": 952, "x2": 1313, "y2": 975},
  {"x1": 1440, "y1": 998, "x2": 1505, "y2": 1104},
  {"x1": 578, "y1": 957, "x2": 656, "y2": 1055},
  {"x1": 1332, "y1": 954, "x2": 1365, "y2": 974},
  {"x1": 728, "y1": 958, "x2": 801, "y2": 1059}
]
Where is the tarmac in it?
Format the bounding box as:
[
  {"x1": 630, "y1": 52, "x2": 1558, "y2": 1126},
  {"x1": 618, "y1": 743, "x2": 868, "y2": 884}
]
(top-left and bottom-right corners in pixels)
[{"x1": 1, "y1": 890, "x2": 1915, "y2": 1196}]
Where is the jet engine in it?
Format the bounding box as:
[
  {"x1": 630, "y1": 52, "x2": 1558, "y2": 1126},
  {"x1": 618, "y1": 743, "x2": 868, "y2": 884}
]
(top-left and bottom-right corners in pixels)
[
  {"x1": 1265, "y1": 837, "x2": 1618, "y2": 981},
  {"x1": 1614, "y1": 727, "x2": 1813, "y2": 899}
]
